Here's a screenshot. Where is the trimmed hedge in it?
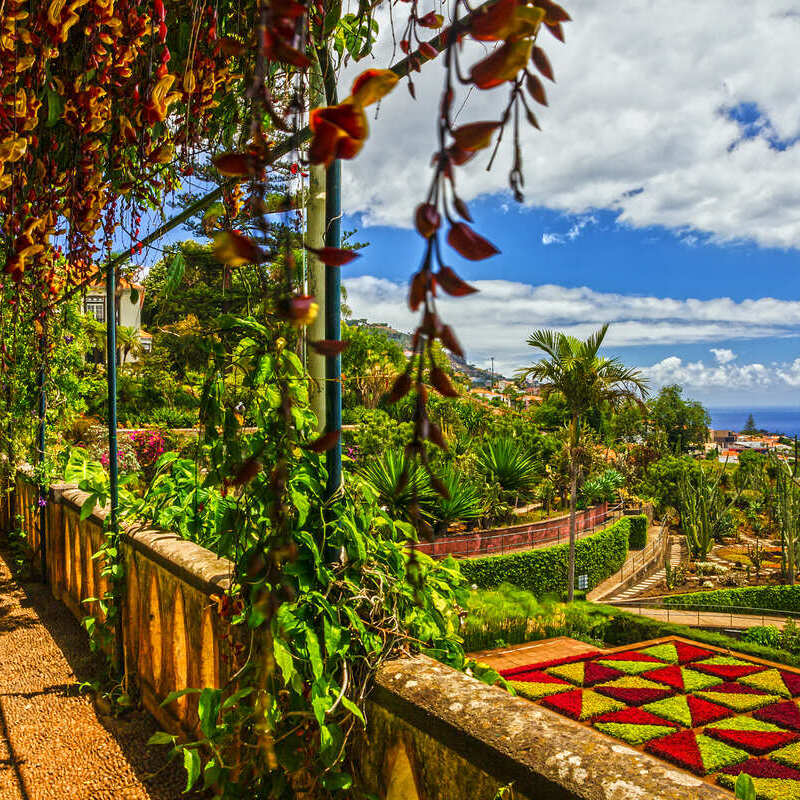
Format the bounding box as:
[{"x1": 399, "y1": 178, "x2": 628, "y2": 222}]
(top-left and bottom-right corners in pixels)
[
  {"x1": 459, "y1": 517, "x2": 631, "y2": 596},
  {"x1": 593, "y1": 604, "x2": 800, "y2": 669},
  {"x1": 663, "y1": 585, "x2": 800, "y2": 613},
  {"x1": 628, "y1": 514, "x2": 647, "y2": 550}
]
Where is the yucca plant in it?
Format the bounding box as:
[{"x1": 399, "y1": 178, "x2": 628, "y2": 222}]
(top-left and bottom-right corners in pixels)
[
  {"x1": 475, "y1": 437, "x2": 539, "y2": 503},
  {"x1": 356, "y1": 449, "x2": 433, "y2": 521},
  {"x1": 426, "y1": 466, "x2": 484, "y2": 535}
]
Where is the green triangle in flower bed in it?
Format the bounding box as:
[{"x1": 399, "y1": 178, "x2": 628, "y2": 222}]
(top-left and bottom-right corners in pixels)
[
  {"x1": 637, "y1": 641, "x2": 715, "y2": 665},
  {"x1": 692, "y1": 656, "x2": 768, "y2": 681},
  {"x1": 718, "y1": 758, "x2": 800, "y2": 799},
  {"x1": 546, "y1": 660, "x2": 623, "y2": 687},
  {"x1": 511, "y1": 673, "x2": 574, "y2": 701},
  {"x1": 739, "y1": 669, "x2": 800, "y2": 700},
  {"x1": 642, "y1": 665, "x2": 723, "y2": 692},
  {"x1": 594, "y1": 675, "x2": 675, "y2": 706},
  {"x1": 704, "y1": 714, "x2": 800, "y2": 755},
  {"x1": 696, "y1": 682, "x2": 782, "y2": 713},
  {"x1": 770, "y1": 740, "x2": 800, "y2": 769},
  {"x1": 596, "y1": 659, "x2": 664, "y2": 675},
  {"x1": 645, "y1": 730, "x2": 748, "y2": 776},
  {"x1": 540, "y1": 688, "x2": 625, "y2": 721},
  {"x1": 593, "y1": 707, "x2": 678, "y2": 745},
  {"x1": 642, "y1": 694, "x2": 733, "y2": 727}
]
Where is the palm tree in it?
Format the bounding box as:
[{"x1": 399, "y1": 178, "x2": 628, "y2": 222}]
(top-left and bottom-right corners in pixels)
[
  {"x1": 517, "y1": 324, "x2": 649, "y2": 601},
  {"x1": 116, "y1": 325, "x2": 141, "y2": 365}
]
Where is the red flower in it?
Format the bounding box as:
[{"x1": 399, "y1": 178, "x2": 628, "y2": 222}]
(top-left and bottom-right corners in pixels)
[{"x1": 309, "y1": 101, "x2": 368, "y2": 167}]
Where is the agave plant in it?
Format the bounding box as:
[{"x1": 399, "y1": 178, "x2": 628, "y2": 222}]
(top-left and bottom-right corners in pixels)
[
  {"x1": 580, "y1": 468, "x2": 624, "y2": 506},
  {"x1": 356, "y1": 449, "x2": 433, "y2": 521},
  {"x1": 475, "y1": 437, "x2": 539, "y2": 503},
  {"x1": 426, "y1": 466, "x2": 484, "y2": 535}
]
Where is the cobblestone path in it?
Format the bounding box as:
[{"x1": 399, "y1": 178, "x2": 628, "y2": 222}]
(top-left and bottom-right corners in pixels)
[{"x1": 0, "y1": 549, "x2": 193, "y2": 800}]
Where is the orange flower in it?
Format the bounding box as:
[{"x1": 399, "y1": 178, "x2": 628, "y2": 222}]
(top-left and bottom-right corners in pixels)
[
  {"x1": 470, "y1": 0, "x2": 544, "y2": 41},
  {"x1": 309, "y1": 100, "x2": 368, "y2": 167},
  {"x1": 470, "y1": 38, "x2": 533, "y2": 89},
  {"x1": 350, "y1": 69, "x2": 399, "y2": 107}
]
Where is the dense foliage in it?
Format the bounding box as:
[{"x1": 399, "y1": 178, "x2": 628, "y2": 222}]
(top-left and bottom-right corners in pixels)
[{"x1": 459, "y1": 515, "x2": 638, "y2": 596}]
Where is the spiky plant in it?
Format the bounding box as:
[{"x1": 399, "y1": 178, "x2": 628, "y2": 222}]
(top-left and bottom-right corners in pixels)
[{"x1": 356, "y1": 449, "x2": 433, "y2": 522}]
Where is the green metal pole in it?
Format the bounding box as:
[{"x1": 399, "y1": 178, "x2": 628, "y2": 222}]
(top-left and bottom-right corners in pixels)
[
  {"x1": 324, "y1": 158, "x2": 342, "y2": 498},
  {"x1": 105, "y1": 262, "x2": 123, "y2": 672}
]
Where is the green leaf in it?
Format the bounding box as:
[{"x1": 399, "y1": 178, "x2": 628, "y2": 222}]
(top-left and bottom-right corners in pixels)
[
  {"x1": 340, "y1": 695, "x2": 365, "y2": 725},
  {"x1": 735, "y1": 774, "x2": 756, "y2": 800},
  {"x1": 160, "y1": 687, "x2": 202, "y2": 707},
  {"x1": 305, "y1": 629, "x2": 324, "y2": 680},
  {"x1": 202, "y1": 761, "x2": 223, "y2": 790},
  {"x1": 147, "y1": 731, "x2": 178, "y2": 746},
  {"x1": 320, "y1": 771, "x2": 352, "y2": 791},
  {"x1": 182, "y1": 748, "x2": 201, "y2": 793},
  {"x1": 198, "y1": 688, "x2": 221, "y2": 739},
  {"x1": 220, "y1": 687, "x2": 254, "y2": 711},
  {"x1": 129, "y1": 287, "x2": 139, "y2": 305},
  {"x1": 46, "y1": 87, "x2": 64, "y2": 127},
  {"x1": 273, "y1": 637, "x2": 295, "y2": 685}
]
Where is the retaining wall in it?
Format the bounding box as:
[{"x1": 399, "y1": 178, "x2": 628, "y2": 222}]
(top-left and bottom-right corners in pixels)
[{"x1": 415, "y1": 503, "x2": 610, "y2": 559}]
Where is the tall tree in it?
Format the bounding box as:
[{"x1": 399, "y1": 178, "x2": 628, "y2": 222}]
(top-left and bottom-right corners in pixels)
[
  {"x1": 743, "y1": 413, "x2": 759, "y2": 434},
  {"x1": 517, "y1": 324, "x2": 649, "y2": 601},
  {"x1": 649, "y1": 384, "x2": 710, "y2": 453}
]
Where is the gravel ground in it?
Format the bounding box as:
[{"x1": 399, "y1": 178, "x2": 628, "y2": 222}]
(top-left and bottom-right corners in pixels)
[{"x1": 0, "y1": 548, "x2": 199, "y2": 800}]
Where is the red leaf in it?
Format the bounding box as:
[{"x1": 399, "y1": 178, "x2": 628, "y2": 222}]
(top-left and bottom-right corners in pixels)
[
  {"x1": 451, "y1": 121, "x2": 500, "y2": 152},
  {"x1": 310, "y1": 339, "x2": 350, "y2": 356},
  {"x1": 212, "y1": 152, "x2": 259, "y2": 177},
  {"x1": 304, "y1": 245, "x2": 360, "y2": 266},
  {"x1": 446, "y1": 223, "x2": 500, "y2": 261},
  {"x1": 408, "y1": 270, "x2": 428, "y2": 311},
  {"x1": 439, "y1": 324, "x2": 464, "y2": 358},
  {"x1": 430, "y1": 475, "x2": 451, "y2": 499},
  {"x1": 419, "y1": 42, "x2": 439, "y2": 60},
  {"x1": 532, "y1": 46, "x2": 554, "y2": 81},
  {"x1": 415, "y1": 203, "x2": 441, "y2": 238},
  {"x1": 387, "y1": 371, "x2": 412, "y2": 404},
  {"x1": 525, "y1": 108, "x2": 541, "y2": 130},
  {"x1": 427, "y1": 420, "x2": 447, "y2": 450},
  {"x1": 436, "y1": 266, "x2": 477, "y2": 297},
  {"x1": 304, "y1": 430, "x2": 340, "y2": 453},
  {"x1": 430, "y1": 366, "x2": 458, "y2": 397},
  {"x1": 453, "y1": 196, "x2": 473, "y2": 222},
  {"x1": 219, "y1": 36, "x2": 244, "y2": 56},
  {"x1": 546, "y1": 20, "x2": 565, "y2": 41},
  {"x1": 526, "y1": 73, "x2": 548, "y2": 106}
]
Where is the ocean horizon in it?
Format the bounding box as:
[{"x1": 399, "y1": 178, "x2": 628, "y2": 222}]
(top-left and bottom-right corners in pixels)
[{"x1": 708, "y1": 406, "x2": 800, "y2": 438}]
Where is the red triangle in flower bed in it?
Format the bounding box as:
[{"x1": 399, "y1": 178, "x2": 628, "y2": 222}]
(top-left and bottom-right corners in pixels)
[
  {"x1": 673, "y1": 641, "x2": 715, "y2": 664},
  {"x1": 501, "y1": 651, "x2": 599, "y2": 679},
  {"x1": 583, "y1": 662, "x2": 624, "y2": 686},
  {"x1": 594, "y1": 706, "x2": 679, "y2": 727},
  {"x1": 780, "y1": 670, "x2": 800, "y2": 697},
  {"x1": 754, "y1": 700, "x2": 800, "y2": 731},
  {"x1": 693, "y1": 663, "x2": 766, "y2": 680},
  {"x1": 705, "y1": 681, "x2": 773, "y2": 696},
  {"x1": 718, "y1": 757, "x2": 800, "y2": 779},
  {"x1": 511, "y1": 670, "x2": 571, "y2": 686},
  {"x1": 706, "y1": 728, "x2": 800, "y2": 755},
  {"x1": 540, "y1": 689, "x2": 583, "y2": 720},
  {"x1": 645, "y1": 730, "x2": 705, "y2": 774},
  {"x1": 595, "y1": 684, "x2": 673, "y2": 706},
  {"x1": 599, "y1": 650, "x2": 662, "y2": 663},
  {"x1": 687, "y1": 695, "x2": 735, "y2": 726},
  {"x1": 643, "y1": 665, "x2": 685, "y2": 690}
]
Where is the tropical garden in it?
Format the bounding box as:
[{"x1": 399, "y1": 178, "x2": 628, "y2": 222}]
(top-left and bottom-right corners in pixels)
[{"x1": 1, "y1": 0, "x2": 798, "y2": 798}]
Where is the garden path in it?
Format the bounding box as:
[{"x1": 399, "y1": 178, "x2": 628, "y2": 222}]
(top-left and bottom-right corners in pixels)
[
  {"x1": 606, "y1": 603, "x2": 791, "y2": 631},
  {"x1": 0, "y1": 550, "x2": 196, "y2": 800},
  {"x1": 605, "y1": 535, "x2": 686, "y2": 603},
  {"x1": 468, "y1": 636, "x2": 603, "y2": 671}
]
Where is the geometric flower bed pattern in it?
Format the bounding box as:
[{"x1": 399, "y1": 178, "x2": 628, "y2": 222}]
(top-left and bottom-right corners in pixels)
[{"x1": 501, "y1": 637, "x2": 800, "y2": 797}]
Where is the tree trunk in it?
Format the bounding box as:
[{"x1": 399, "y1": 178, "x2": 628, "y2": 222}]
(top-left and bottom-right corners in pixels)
[{"x1": 568, "y1": 460, "x2": 578, "y2": 602}]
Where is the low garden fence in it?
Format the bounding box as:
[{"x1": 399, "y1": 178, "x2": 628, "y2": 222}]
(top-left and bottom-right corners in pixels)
[
  {"x1": 608, "y1": 597, "x2": 800, "y2": 629},
  {"x1": 612, "y1": 520, "x2": 668, "y2": 585},
  {"x1": 416, "y1": 502, "x2": 621, "y2": 560}
]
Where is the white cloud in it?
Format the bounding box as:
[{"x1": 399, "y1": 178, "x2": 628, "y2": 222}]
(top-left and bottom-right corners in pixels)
[
  {"x1": 344, "y1": 275, "x2": 800, "y2": 376},
  {"x1": 644, "y1": 357, "x2": 775, "y2": 391},
  {"x1": 342, "y1": 1, "x2": 800, "y2": 248},
  {"x1": 711, "y1": 348, "x2": 736, "y2": 364},
  {"x1": 541, "y1": 215, "x2": 597, "y2": 245}
]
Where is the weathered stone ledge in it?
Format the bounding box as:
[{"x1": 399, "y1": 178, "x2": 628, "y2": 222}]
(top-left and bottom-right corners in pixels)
[{"x1": 373, "y1": 655, "x2": 731, "y2": 800}]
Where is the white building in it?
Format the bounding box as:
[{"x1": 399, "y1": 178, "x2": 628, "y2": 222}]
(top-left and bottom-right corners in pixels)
[{"x1": 83, "y1": 281, "x2": 151, "y2": 360}]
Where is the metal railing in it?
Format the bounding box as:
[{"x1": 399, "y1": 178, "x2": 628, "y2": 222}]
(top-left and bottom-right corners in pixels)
[
  {"x1": 417, "y1": 503, "x2": 624, "y2": 560},
  {"x1": 609, "y1": 596, "x2": 800, "y2": 628},
  {"x1": 613, "y1": 523, "x2": 668, "y2": 585}
]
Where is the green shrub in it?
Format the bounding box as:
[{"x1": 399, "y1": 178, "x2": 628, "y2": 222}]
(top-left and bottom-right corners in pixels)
[
  {"x1": 627, "y1": 514, "x2": 647, "y2": 549},
  {"x1": 459, "y1": 517, "x2": 631, "y2": 597},
  {"x1": 663, "y1": 585, "x2": 800, "y2": 613},
  {"x1": 742, "y1": 625, "x2": 783, "y2": 649}
]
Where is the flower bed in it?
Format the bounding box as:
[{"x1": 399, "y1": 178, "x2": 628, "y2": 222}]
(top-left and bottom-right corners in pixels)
[{"x1": 500, "y1": 636, "x2": 800, "y2": 796}]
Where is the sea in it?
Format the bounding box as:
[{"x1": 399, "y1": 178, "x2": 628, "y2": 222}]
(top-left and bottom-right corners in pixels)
[{"x1": 708, "y1": 407, "x2": 800, "y2": 438}]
